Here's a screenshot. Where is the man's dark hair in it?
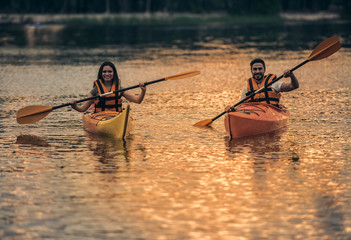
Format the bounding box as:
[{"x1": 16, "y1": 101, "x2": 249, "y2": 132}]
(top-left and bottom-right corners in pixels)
[{"x1": 250, "y1": 58, "x2": 265, "y2": 70}]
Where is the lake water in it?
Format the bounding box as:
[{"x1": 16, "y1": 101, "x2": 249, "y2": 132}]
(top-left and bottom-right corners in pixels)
[{"x1": 1, "y1": 20, "x2": 351, "y2": 239}]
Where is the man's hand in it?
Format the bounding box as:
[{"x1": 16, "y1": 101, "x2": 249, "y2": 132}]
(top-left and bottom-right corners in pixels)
[{"x1": 283, "y1": 70, "x2": 294, "y2": 78}]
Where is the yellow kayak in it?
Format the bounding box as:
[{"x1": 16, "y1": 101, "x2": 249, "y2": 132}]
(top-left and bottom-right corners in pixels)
[{"x1": 82, "y1": 105, "x2": 133, "y2": 139}]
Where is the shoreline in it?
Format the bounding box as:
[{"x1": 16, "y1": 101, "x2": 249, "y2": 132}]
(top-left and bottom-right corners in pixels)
[{"x1": 0, "y1": 12, "x2": 341, "y2": 25}]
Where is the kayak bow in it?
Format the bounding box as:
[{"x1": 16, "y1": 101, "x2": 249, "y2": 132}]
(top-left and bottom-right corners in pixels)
[
  {"x1": 83, "y1": 105, "x2": 133, "y2": 139},
  {"x1": 224, "y1": 102, "x2": 290, "y2": 138}
]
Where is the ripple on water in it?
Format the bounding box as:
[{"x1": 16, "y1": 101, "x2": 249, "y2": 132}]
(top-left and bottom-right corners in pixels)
[{"x1": 1, "y1": 28, "x2": 351, "y2": 239}]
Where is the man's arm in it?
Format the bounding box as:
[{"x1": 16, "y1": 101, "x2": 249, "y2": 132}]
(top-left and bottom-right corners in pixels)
[
  {"x1": 280, "y1": 70, "x2": 299, "y2": 92},
  {"x1": 240, "y1": 88, "x2": 248, "y2": 100}
]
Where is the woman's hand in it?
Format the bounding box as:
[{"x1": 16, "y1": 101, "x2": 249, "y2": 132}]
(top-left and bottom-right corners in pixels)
[
  {"x1": 139, "y1": 82, "x2": 146, "y2": 91},
  {"x1": 70, "y1": 100, "x2": 77, "y2": 110},
  {"x1": 123, "y1": 83, "x2": 147, "y2": 104}
]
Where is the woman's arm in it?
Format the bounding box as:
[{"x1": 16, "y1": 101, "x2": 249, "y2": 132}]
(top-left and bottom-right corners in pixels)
[
  {"x1": 123, "y1": 83, "x2": 146, "y2": 104},
  {"x1": 70, "y1": 94, "x2": 94, "y2": 112}
]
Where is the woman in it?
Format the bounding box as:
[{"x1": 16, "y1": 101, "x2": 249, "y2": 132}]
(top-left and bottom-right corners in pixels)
[{"x1": 71, "y1": 61, "x2": 146, "y2": 112}]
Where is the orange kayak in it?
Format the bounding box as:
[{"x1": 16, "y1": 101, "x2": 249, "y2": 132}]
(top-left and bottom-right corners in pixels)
[{"x1": 224, "y1": 102, "x2": 290, "y2": 138}]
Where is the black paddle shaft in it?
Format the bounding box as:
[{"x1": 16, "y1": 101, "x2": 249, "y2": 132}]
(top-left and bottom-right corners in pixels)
[
  {"x1": 211, "y1": 59, "x2": 309, "y2": 122},
  {"x1": 51, "y1": 77, "x2": 166, "y2": 111}
]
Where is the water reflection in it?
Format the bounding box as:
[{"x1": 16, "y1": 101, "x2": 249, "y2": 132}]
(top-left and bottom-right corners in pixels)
[
  {"x1": 315, "y1": 192, "x2": 345, "y2": 235},
  {"x1": 19, "y1": 22, "x2": 351, "y2": 49},
  {"x1": 25, "y1": 24, "x2": 64, "y2": 47},
  {"x1": 86, "y1": 133, "x2": 131, "y2": 164},
  {"x1": 225, "y1": 129, "x2": 286, "y2": 156},
  {"x1": 85, "y1": 133, "x2": 148, "y2": 174},
  {"x1": 225, "y1": 129, "x2": 301, "y2": 174},
  {"x1": 15, "y1": 134, "x2": 50, "y2": 147},
  {"x1": 1, "y1": 20, "x2": 351, "y2": 239},
  {"x1": 1, "y1": 21, "x2": 350, "y2": 65}
]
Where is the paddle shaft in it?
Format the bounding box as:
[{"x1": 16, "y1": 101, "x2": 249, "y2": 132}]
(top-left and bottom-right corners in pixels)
[
  {"x1": 52, "y1": 77, "x2": 166, "y2": 111},
  {"x1": 211, "y1": 59, "x2": 309, "y2": 122},
  {"x1": 17, "y1": 70, "x2": 200, "y2": 124}
]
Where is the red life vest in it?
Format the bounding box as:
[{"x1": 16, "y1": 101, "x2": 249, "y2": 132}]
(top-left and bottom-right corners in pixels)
[
  {"x1": 93, "y1": 79, "x2": 122, "y2": 112},
  {"x1": 246, "y1": 74, "x2": 281, "y2": 105}
]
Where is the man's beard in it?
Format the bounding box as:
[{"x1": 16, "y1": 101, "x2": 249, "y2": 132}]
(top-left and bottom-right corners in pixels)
[{"x1": 254, "y1": 73, "x2": 264, "y2": 81}]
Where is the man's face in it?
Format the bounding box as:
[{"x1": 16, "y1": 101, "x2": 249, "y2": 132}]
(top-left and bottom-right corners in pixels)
[{"x1": 251, "y1": 63, "x2": 265, "y2": 81}]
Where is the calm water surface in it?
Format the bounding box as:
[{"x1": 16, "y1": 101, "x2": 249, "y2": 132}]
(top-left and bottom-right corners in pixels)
[{"x1": 1, "y1": 21, "x2": 351, "y2": 239}]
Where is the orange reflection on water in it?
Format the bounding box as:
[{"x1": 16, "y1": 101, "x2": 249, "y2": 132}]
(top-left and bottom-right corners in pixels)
[{"x1": 1, "y1": 36, "x2": 350, "y2": 239}]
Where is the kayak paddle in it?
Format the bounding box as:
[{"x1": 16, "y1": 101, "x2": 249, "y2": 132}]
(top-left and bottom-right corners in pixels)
[
  {"x1": 193, "y1": 36, "x2": 341, "y2": 127},
  {"x1": 17, "y1": 70, "x2": 200, "y2": 124}
]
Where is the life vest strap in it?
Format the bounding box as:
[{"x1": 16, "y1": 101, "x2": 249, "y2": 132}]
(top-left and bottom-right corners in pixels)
[
  {"x1": 246, "y1": 73, "x2": 280, "y2": 105},
  {"x1": 93, "y1": 79, "x2": 122, "y2": 113}
]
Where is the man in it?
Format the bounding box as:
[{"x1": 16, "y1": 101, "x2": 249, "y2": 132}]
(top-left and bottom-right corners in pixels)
[{"x1": 240, "y1": 58, "x2": 299, "y2": 104}]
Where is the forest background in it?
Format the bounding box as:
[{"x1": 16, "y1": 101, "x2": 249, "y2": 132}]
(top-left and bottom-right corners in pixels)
[{"x1": 1, "y1": 0, "x2": 350, "y2": 19}]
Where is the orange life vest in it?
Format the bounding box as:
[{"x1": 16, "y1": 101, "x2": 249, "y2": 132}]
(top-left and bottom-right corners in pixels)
[
  {"x1": 93, "y1": 79, "x2": 122, "y2": 112},
  {"x1": 246, "y1": 74, "x2": 281, "y2": 105}
]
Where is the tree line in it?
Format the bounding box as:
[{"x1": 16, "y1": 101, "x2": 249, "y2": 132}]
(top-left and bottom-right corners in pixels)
[{"x1": 1, "y1": 0, "x2": 349, "y2": 17}]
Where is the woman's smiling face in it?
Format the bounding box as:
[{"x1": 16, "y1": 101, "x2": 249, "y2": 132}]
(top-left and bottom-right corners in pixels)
[{"x1": 102, "y1": 65, "x2": 114, "y2": 82}]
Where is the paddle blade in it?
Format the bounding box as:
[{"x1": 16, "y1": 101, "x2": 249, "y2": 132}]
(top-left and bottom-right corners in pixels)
[
  {"x1": 308, "y1": 36, "x2": 341, "y2": 61},
  {"x1": 193, "y1": 119, "x2": 213, "y2": 127},
  {"x1": 165, "y1": 71, "x2": 200, "y2": 80},
  {"x1": 17, "y1": 105, "x2": 53, "y2": 124}
]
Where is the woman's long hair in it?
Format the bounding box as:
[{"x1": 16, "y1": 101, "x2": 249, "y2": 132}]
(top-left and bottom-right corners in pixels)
[{"x1": 97, "y1": 61, "x2": 119, "y2": 84}]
